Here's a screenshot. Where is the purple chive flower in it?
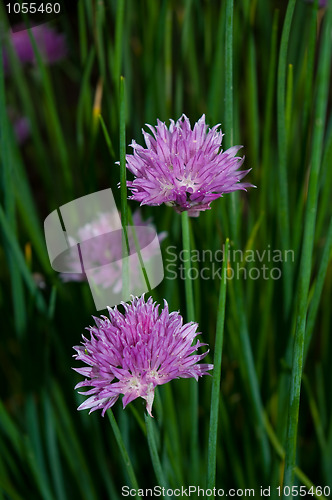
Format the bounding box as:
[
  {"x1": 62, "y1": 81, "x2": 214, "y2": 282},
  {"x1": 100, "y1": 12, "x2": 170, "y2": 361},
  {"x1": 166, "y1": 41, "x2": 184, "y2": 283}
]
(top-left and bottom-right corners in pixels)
[
  {"x1": 7, "y1": 108, "x2": 31, "y2": 144},
  {"x1": 304, "y1": 0, "x2": 327, "y2": 6},
  {"x1": 73, "y1": 295, "x2": 213, "y2": 417},
  {"x1": 60, "y1": 210, "x2": 166, "y2": 290},
  {"x1": 126, "y1": 114, "x2": 253, "y2": 217},
  {"x1": 2, "y1": 24, "x2": 67, "y2": 75},
  {"x1": 13, "y1": 115, "x2": 30, "y2": 144}
]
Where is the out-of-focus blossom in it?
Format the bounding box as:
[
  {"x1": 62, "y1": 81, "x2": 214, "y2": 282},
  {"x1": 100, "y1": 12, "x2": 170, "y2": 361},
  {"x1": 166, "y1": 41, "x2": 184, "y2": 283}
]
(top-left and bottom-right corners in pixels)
[
  {"x1": 13, "y1": 115, "x2": 30, "y2": 144},
  {"x1": 60, "y1": 210, "x2": 166, "y2": 292},
  {"x1": 73, "y1": 295, "x2": 213, "y2": 416},
  {"x1": 7, "y1": 108, "x2": 31, "y2": 145},
  {"x1": 126, "y1": 114, "x2": 254, "y2": 217},
  {"x1": 305, "y1": 0, "x2": 327, "y2": 7},
  {"x1": 2, "y1": 24, "x2": 67, "y2": 75}
]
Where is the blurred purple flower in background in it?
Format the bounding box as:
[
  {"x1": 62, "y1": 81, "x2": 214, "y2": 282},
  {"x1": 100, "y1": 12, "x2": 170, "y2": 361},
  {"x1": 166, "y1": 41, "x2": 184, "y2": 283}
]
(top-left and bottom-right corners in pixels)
[
  {"x1": 73, "y1": 295, "x2": 213, "y2": 417},
  {"x1": 7, "y1": 108, "x2": 31, "y2": 145},
  {"x1": 2, "y1": 24, "x2": 67, "y2": 75},
  {"x1": 305, "y1": 0, "x2": 327, "y2": 7},
  {"x1": 12, "y1": 115, "x2": 30, "y2": 144},
  {"x1": 2, "y1": 25, "x2": 67, "y2": 146},
  {"x1": 126, "y1": 114, "x2": 253, "y2": 217},
  {"x1": 60, "y1": 210, "x2": 166, "y2": 292}
]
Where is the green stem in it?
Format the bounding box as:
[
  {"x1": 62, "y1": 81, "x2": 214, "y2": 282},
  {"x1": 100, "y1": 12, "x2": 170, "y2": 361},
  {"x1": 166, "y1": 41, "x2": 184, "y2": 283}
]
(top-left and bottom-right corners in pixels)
[
  {"x1": 127, "y1": 210, "x2": 152, "y2": 294},
  {"x1": 107, "y1": 410, "x2": 140, "y2": 497},
  {"x1": 0, "y1": 35, "x2": 26, "y2": 337},
  {"x1": 207, "y1": 239, "x2": 229, "y2": 489},
  {"x1": 229, "y1": 278, "x2": 271, "y2": 476},
  {"x1": 26, "y1": 27, "x2": 72, "y2": 194},
  {"x1": 261, "y1": 9, "x2": 279, "y2": 233},
  {"x1": 224, "y1": 0, "x2": 239, "y2": 241},
  {"x1": 164, "y1": 5, "x2": 172, "y2": 116},
  {"x1": 304, "y1": 215, "x2": 332, "y2": 362},
  {"x1": 181, "y1": 210, "x2": 198, "y2": 483},
  {"x1": 119, "y1": 76, "x2": 130, "y2": 299},
  {"x1": 285, "y1": 64, "x2": 293, "y2": 142},
  {"x1": 163, "y1": 384, "x2": 185, "y2": 484},
  {"x1": 181, "y1": 211, "x2": 195, "y2": 320},
  {"x1": 276, "y1": 0, "x2": 296, "y2": 318},
  {"x1": 302, "y1": 0, "x2": 318, "y2": 140},
  {"x1": 282, "y1": 6, "x2": 332, "y2": 492},
  {"x1": 224, "y1": 0, "x2": 234, "y2": 146},
  {"x1": 263, "y1": 414, "x2": 328, "y2": 500},
  {"x1": 144, "y1": 414, "x2": 169, "y2": 493},
  {"x1": 113, "y1": 0, "x2": 125, "y2": 90},
  {"x1": 0, "y1": 205, "x2": 46, "y2": 314}
]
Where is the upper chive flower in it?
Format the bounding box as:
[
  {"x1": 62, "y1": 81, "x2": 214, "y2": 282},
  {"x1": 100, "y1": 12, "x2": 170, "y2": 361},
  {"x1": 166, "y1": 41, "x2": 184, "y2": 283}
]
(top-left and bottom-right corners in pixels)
[
  {"x1": 73, "y1": 295, "x2": 213, "y2": 417},
  {"x1": 126, "y1": 114, "x2": 253, "y2": 217}
]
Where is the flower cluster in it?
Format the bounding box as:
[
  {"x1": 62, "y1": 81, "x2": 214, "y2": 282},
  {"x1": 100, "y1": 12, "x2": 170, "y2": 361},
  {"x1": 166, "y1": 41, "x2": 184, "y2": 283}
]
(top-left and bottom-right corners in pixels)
[
  {"x1": 73, "y1": 296, "x2": 213, "y2": 416},
  {"x1": 73, "y1": 114, "x2": 253, "y2": 417},
  {"x1": 125, "y1": 114, "x2": 253, "y2": 217}
]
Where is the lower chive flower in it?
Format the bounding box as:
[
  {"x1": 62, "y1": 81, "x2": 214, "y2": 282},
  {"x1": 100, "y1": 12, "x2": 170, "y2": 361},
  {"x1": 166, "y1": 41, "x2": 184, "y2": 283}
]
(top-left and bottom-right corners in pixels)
[
  {"x1": 73, "y1": 295, "x2": 213, "y2": 416},
  {"x1": 125, "y1": 114, "x2": 254, "y2": 217}
]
